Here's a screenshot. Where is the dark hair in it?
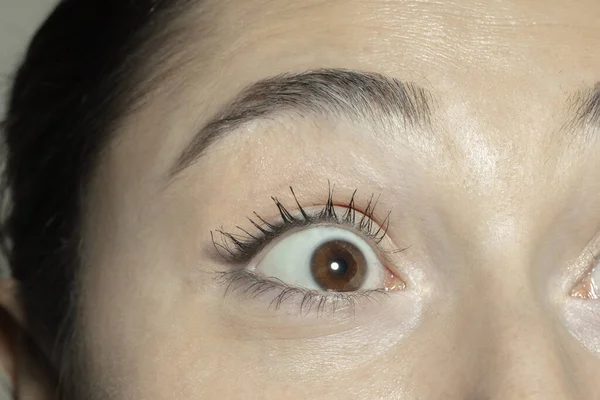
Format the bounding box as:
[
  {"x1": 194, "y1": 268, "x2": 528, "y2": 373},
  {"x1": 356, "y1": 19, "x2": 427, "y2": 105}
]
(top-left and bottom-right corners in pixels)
[{"x1": 2, "y1": 0, "x2": 190, "y2": 383}]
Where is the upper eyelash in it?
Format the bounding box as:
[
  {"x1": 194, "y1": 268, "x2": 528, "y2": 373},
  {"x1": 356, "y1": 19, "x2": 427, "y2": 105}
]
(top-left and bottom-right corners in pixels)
[{"x1": 211, "y1": 183, "x2": 392, "y2": 263}]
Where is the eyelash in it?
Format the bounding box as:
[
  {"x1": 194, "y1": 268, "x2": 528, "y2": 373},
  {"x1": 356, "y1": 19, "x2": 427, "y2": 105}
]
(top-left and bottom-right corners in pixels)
[
  {"x1": 216, "y1": 269, "x2": 389, "y2": 316},
  {"x1": 211, "y1": 184, "x2": 395, "y2": 315}
]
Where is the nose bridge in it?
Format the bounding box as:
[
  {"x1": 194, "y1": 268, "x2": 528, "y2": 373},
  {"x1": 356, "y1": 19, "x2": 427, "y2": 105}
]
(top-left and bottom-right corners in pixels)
[{"x1": 476, "y1": 270, "x2": 578, "y2": 399}]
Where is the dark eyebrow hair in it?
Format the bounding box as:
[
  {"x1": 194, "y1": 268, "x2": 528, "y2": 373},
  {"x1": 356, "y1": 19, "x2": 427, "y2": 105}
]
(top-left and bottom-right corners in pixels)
[
  {"x1": 570, "y1": 83, "x2": 600, "y2": 129},
  {"x1": 560, "y1": 83, "x2": 600, "y2": 141},
  {"x1": 169, "y1": 69, "x2": 434, "y2": 176}
]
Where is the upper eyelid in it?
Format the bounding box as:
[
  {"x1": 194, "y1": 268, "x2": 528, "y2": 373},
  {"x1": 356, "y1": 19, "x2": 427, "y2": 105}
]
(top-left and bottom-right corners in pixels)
[
  {"x1": 211, "y1": 186, "x2": 392, "y2": 264},
  {"x1": 213, "y1": 205, "x2": 388, "y2": 264}
]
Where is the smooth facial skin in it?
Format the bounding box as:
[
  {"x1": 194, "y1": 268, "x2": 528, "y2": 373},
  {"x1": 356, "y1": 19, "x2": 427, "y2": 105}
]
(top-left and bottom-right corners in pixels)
[{"x1": 18, "y1": 0, "x2": 600, "y2": 398}]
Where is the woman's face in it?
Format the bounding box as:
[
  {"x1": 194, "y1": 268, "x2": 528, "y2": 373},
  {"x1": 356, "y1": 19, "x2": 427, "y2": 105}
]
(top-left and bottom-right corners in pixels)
[{"x1": 76, "y1": 0, "x2": 600, "y2": 398}]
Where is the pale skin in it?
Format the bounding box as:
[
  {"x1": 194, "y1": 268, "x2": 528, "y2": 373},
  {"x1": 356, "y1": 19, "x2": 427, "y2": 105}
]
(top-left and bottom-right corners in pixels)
[{"x1": 3, "y1": 0, "x2": 600, "y2": 398}]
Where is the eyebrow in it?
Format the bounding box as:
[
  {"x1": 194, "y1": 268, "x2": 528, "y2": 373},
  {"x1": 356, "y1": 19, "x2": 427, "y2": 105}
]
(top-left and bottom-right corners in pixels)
[
  {"x1": 169, "y1": 69, "x2": 434, "y2": 177},
  {"x1": 568, "y1": 83, "x2": 600, "y2": 131}
]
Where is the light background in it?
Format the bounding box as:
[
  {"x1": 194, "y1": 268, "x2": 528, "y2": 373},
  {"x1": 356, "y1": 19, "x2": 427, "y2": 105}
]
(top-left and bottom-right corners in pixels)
[
  {"x1": 1, "y1": 1, "x2": 57, "y2": 126},
  {"x1": 1, "y1": 1, "x2": 58, "y2": 397},
  {"x1": 1, "y1": 0, "x2": 58, "y2": 276}
]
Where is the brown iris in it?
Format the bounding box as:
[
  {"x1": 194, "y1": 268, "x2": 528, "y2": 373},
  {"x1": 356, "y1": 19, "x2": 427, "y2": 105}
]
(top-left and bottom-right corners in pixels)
[{"x1": 310, "y1": 240, "x2": 367, "y2": 292}]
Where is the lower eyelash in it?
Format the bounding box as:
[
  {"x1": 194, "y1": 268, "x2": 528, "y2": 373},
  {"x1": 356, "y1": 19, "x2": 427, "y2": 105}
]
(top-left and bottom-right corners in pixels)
[{"x1": 216, "y1": 269, "x2": 389, "y2": 317}]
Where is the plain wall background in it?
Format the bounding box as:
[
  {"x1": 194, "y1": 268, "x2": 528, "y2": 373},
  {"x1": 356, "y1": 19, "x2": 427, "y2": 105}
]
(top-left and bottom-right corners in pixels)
[
  {"x1": 1, "y1": 1, "x2": 57, "y2": 397},
  {"x1": 1, "y1": 1, "x2": 57, "y2": 123}
]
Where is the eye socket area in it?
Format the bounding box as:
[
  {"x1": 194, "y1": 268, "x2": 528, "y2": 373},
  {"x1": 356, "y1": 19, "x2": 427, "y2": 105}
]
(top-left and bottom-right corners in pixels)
[{"x1": 249, "y1": 224, "x2": 405, "y2": 293}]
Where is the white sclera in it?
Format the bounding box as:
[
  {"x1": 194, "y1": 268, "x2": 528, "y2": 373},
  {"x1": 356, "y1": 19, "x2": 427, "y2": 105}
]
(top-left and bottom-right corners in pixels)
[
  {"x1": 590, "y1": 266, "x2": 600, "y2": 299},
  {"x1": 252, "y1": 225, "x2": 385, "y2": 291}
]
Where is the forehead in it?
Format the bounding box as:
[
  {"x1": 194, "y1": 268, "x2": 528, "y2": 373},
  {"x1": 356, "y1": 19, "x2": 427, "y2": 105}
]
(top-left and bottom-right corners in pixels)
[
  {"x1": 180, "y1": 0, "x2": 599, "y2": 79},
  {"x1": 107, "y1": 0, "x2": 600, "y2": 211},
  {"x1": 159, "y1": 0, "x2": 600, "y2": 139}
]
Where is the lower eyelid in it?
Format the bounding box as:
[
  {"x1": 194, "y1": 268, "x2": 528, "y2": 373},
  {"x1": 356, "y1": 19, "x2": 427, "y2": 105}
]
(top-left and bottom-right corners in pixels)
[{"x1": 216, "y1": 268, "x2": 391, "y2": 317}]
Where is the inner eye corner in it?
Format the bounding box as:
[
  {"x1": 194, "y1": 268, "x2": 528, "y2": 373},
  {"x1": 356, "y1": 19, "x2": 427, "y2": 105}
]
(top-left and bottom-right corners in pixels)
[
  {"x1": 570, "y1": 269, "x2": 599, "y2": 300},
  {"x1": 382, "y1": 263, "x2": 407, "y2": 292},
  {"x1": 567, "y1": 248, "x2": 600, "y2": 301}
]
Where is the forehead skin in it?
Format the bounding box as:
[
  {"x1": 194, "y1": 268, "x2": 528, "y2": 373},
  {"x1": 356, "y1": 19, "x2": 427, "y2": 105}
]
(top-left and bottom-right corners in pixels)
[{"x1": 79, "y1": 0, "x2": 600, "y2": 399}]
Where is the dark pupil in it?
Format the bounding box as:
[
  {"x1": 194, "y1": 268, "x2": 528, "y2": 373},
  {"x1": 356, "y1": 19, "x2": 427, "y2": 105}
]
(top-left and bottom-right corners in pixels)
[
  {"x1": 310, "y1": 240, "x2": 367, "y2": 292},
  {"x1": 329, "y1": 258, "x2": 349, "y2": 276}
]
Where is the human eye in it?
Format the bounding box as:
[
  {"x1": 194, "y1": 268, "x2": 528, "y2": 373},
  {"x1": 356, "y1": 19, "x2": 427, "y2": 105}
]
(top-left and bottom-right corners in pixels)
[{"x1": 211, "y1": 185, "x2": 406, "y2": 315}]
